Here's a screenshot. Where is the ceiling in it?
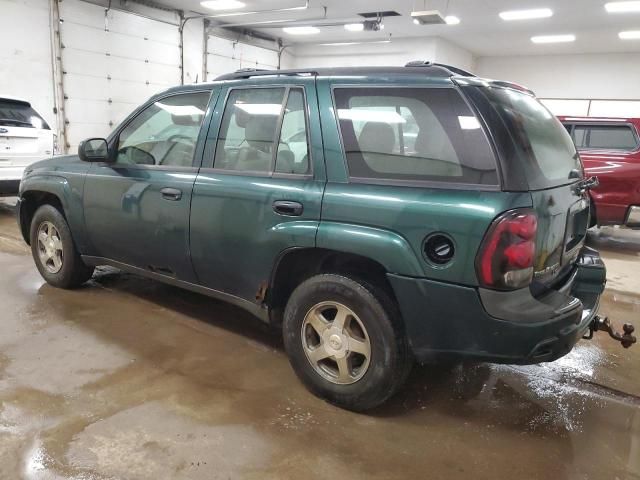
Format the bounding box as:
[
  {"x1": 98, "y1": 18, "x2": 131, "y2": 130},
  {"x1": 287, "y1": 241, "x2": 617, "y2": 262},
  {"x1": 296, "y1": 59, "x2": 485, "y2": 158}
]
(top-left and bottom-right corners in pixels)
[{"x1": 159, "y1": 0, "x2": 640, "y2": 56}]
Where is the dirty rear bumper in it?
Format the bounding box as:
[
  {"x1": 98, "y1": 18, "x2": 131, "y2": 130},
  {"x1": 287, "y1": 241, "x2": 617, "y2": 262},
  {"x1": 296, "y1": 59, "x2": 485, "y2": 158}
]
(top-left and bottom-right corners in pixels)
[{"x1": 388, "y1": 247, "x2": 606, "y2": 365}]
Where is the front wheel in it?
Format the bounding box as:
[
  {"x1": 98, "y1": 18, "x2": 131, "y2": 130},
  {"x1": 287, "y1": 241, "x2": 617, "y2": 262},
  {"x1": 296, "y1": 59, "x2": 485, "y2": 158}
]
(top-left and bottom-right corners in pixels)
[
  {"x1": 283, "y1": 274, "x2": 412, "y2": 411},
  {"x1": 30, "y1": 204, "x2": 94, "y2": 289}
]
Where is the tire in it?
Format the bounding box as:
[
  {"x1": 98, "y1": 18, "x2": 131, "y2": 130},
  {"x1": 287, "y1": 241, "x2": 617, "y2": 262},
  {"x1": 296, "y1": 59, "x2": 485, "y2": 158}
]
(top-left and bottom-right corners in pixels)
[
  {"x1": 283, "y1": 274, "x2": 412, "y2": 411},
  {"x1": 29, "y1": 204, "x2": 94, "y2": 289}
]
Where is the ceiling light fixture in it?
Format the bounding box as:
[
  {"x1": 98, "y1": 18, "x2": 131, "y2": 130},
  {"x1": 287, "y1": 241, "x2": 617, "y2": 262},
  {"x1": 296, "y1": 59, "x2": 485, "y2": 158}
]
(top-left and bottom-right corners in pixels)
[
  {"x1": 605, "y1": 1, "x2": 640, "y2": 13},
  {"x1": 445, "y1": 15, "x2": 460, "y2": 25},
  {"x1": 499, "y1": 8, "x2": 553, "y2": 21},
  {"x1": 282, "y1": 26, "x2": 320, "y2": 35},
  {"x1": 620, "y1": 30, "x2": 640, "y2": 39},
  {"x1": 531, "y1": 34, "x2": 576, "y2": 43},
  {"x1": 411, "y1": 10, "x2": 446, "y2": 25},
  {"x1": 200, "y1": 0, "x2": 245, "y2": 10},
  {"x1": 318, "y1": 39, "x2": 392, "y2": 46},
  {"x1": 344, "y1": 23, "x2": 365, "y2": 31}
]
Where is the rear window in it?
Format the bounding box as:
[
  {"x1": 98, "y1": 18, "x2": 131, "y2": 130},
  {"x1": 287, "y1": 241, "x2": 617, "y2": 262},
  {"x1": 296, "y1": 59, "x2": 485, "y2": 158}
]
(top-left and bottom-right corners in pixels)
[
  {"x1": 565, "y1": 123, "x2": 638, "y2": 151},
  {"x1": 333, "y1": 87, "x2": 498, "y2": 185},
  {"x1": 0, "y1": 99, "x2": 50, "y2": 129},
  {"x1": 478, "y1": 88, "x2": 581, "y2": 189}
]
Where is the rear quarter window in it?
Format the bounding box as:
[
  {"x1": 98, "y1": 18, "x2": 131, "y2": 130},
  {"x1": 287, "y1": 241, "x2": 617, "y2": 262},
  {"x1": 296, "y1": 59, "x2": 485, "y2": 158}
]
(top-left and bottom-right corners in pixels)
[{"x1": 333, "y1": 87, "x2": 498, "y2": 186}]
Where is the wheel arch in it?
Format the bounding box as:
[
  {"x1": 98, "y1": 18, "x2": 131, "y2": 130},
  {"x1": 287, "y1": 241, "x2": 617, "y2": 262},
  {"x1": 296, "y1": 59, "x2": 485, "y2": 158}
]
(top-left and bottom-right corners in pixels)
[
  {"x1": 267, "y1": 247, "x2": 400, "y2": 327},
  {"x1": 19, "y1": 175, "x2": 75, "y2": 246}
]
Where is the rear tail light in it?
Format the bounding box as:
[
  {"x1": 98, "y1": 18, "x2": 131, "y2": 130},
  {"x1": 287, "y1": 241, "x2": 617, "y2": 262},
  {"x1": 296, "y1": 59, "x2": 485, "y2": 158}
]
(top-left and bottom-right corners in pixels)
[
  {"x1": 476, "y1": 209, "x2": 537, "y2": 290},
  {"x1": 53, "y1": 134, "x2": 59, "y2": 155}
]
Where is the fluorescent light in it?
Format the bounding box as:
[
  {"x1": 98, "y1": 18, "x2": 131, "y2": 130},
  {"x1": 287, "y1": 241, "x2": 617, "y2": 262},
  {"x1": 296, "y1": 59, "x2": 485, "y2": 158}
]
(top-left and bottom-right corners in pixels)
[
  {"x1": 499, "y1": 8, "x2": 553, "y2": 21},
  {"x1": 445, "y1": 15, "x2": 460, "y2": 25},
  {"x1": 531, "y1": 34, "x2": 576, "y2": 44},
  {"x1": 200, "y1": 0, "x2": 245, "y2": 10},
  {"x1": 338, "y1": 109, "x2": 406, "y2": 124},
  {"x1": 235, "y1": 103, "x2": 282, "y2": 115},
  {"x1": 344, "y1": 23, "x2": 364, "y2": 32},
  {"x1": 318, "y1": 40, "x2": 392, "y2": 46},
  {"x1": 606, "y1": 1, "x2": 640, "y2": 13},
  {"x1": 282, "y1": 26, "x2": 320, "y2": 35},
  {"x1": 620, "y1": 30, "x2": 640, "y2": 39}
]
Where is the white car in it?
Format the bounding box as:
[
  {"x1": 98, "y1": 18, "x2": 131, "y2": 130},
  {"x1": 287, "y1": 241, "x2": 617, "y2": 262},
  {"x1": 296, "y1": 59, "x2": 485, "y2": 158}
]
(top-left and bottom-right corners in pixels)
[{"x1": 0, "y1": 95, "x2": 56, "y2": 195}]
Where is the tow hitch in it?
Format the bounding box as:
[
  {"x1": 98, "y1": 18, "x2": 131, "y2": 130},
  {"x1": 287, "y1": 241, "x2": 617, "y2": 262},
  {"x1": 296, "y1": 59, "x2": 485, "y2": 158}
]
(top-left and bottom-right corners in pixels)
[{"x1": 584, "y1": 316, "x2": 636, "y2": 348}]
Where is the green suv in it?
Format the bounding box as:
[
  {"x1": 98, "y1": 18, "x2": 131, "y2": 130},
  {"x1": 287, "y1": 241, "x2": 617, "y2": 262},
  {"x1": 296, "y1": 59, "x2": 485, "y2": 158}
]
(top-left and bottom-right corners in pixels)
[{"x1": 17, "y1": 63, "x2": 629, "y2": 410}]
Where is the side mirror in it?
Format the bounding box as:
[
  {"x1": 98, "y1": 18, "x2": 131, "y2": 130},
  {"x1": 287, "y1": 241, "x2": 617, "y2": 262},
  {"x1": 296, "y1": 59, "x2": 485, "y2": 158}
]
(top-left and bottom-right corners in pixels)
[{"x1": 78, "y1": 138, "x2": 110, "y2": 162}]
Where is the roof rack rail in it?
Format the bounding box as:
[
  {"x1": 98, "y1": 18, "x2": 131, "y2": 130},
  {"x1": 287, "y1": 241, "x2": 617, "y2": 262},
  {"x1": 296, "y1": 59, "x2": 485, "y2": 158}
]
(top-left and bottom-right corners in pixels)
[
  {"x1": 215, "y1": 68, "x2": 319, "y2": 81},
  {"x1": 405, "y1": 60, "x2": 476, "y2": 77}
]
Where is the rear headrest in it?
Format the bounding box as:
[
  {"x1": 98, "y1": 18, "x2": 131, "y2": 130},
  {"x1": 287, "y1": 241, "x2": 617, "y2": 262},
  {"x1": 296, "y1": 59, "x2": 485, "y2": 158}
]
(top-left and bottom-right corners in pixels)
[
  {"x1": 358, "y1": 122, "x2": 396, "y2": 154},
  {"x1": 245, "y1": 116, "x2": 277, "y2": 152}
]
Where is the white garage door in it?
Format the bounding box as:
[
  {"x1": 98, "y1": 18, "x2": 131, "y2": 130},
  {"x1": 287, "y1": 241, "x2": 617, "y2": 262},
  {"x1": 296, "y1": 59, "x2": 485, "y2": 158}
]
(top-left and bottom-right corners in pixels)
[
  {"x1": 59, "y1": 0, "x2": 181, "y2": 152},
  {"x1": 206, "y1": 35, "x2": 279, "y2": 80},
  {"x1": 0, "y1": 0, "x2": 56, "y2": 131}
]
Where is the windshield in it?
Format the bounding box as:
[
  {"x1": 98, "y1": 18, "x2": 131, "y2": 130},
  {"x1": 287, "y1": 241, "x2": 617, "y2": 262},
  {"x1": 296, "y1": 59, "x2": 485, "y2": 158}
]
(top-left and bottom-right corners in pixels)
[
  {"x1": 0, "y1": 99, "x2": 50, "y2": 129},
  {"x1": 479, "y1": 87, "x2": 582, "y2": 189}
]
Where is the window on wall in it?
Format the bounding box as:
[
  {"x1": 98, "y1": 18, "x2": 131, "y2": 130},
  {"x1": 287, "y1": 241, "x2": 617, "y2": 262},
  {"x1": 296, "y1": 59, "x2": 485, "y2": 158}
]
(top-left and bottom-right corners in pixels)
[
  {"x1": 116, "y1": 92, "x2": 210, "y2": 167},
  {"x1": 333, "y1": 87, "x2": 498, "y2": 185},
  {"x1": 214, "y1": 87, "x2": 310, "y2": 174}
]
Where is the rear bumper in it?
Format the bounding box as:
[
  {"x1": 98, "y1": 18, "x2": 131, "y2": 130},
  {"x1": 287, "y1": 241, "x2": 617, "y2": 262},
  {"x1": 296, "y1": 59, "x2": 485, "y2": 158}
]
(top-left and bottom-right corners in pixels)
[{"x1": 389, "y1": 247, "x2": 606, "y2": 365}]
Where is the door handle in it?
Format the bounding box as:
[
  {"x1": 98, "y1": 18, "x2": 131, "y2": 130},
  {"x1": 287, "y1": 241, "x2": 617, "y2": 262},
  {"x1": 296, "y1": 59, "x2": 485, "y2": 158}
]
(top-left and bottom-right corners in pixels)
[
  {"x1": 273, "y1": 200, "x2": 303, "y2": 216},
  {"x1": 160, "y1": 187, "x2": 182, "y2": 201}
]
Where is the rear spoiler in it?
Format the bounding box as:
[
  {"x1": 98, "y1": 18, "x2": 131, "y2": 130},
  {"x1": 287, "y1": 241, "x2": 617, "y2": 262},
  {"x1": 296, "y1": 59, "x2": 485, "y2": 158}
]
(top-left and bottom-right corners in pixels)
[{"x1": 452, "y1": 76, "x2": 536, "y2": 97}]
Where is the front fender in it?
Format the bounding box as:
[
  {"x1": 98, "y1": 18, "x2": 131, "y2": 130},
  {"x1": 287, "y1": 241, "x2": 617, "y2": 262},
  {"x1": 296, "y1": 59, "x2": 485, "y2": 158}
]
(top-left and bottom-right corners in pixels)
[
  {"x1": 316, "y1": 222, "x2": 423, "y2": 276},
  {"x1": 20, "y1": 173, "x2": 89, "y2": 252}
]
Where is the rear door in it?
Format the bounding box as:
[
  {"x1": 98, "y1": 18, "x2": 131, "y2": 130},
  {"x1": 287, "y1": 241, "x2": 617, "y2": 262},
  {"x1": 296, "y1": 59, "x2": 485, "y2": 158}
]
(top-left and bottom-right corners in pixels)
[{"x1": 189, "y1": 77, "x2": 325, "y2": 302}]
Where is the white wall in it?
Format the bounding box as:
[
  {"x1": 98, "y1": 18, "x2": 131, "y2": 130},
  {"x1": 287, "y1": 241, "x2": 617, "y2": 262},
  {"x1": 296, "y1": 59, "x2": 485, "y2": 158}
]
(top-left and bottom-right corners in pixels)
[
  {"x1": 0, "y1": 0, "x2": 56, "y2": 130},
  {"x1": 289, "y1": 37, "x2": 474, "y2": 71},
  {"x1": 475, "y1": 53, "x2": 640, "y2": 100}
]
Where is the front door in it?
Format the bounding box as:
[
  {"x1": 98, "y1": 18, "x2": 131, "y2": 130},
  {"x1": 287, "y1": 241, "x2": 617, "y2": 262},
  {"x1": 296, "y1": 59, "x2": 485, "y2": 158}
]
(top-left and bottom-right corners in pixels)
[
  {"x1": 83, "y1": 90, "x2": 214, "y2": 282},
  {"x1": 190, "y1": 78, "x2": 325, "y2": 301}
]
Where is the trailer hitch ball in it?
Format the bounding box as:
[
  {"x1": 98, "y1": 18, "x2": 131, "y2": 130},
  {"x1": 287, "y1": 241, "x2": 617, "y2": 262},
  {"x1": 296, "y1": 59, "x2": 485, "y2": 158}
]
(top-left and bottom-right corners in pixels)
[{"x1": 589, "y1": 316, "x2": 637, "y2": 349}]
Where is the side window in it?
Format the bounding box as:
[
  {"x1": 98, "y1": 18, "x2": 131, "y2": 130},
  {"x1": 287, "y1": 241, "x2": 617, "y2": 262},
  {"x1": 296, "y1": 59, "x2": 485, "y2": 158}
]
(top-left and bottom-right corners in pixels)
[
  {"x1": 214, "y1": 88, "x2": 286, "y2": 173},
  {"x1": 117, "y1": 92, "x2": 210, "y2": 167},
  {"x1": 334, "y1": 87, "x2": 498, "y2": 185},
  {"x1": 587, "y1": 125, "x2": 638, "y2": 151},
  {"x1": 275, "y1": 89, "x2": 310, "y2": 174},
  {"x1": 573, "y1": 125, "x2": 588, "y2": 149}
]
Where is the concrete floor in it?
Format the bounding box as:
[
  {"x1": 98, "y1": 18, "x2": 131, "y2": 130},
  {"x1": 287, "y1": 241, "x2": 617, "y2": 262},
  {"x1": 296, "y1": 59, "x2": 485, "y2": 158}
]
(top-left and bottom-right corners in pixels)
[{"x1": 0, "y1": 198, "x2": 639, "y2": 480}]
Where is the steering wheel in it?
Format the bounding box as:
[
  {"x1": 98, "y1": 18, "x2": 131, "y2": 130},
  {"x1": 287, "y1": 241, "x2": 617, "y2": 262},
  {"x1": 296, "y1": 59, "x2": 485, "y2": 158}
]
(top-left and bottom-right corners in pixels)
[{"x1": 168, "y1": 134, "x2": 195, "y2": 145}]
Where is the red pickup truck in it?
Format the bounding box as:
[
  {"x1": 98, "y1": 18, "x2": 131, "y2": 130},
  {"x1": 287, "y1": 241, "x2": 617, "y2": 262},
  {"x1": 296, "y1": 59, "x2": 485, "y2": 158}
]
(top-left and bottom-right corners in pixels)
[{"x1": 559, "y1": 117, "x2": 640, "y2": 228}]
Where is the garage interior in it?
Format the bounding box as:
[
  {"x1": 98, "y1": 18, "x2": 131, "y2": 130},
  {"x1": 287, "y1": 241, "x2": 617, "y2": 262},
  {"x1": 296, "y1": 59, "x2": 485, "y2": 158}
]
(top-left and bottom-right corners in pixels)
[{"x1": 1, "y1": 0, "x2": 640, "y2": 478}]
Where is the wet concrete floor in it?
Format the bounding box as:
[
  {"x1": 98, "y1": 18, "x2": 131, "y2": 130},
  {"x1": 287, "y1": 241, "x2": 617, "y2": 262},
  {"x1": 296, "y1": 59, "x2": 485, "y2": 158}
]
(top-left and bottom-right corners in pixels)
[{"x1": 0, "y1": 197, "x2": 639, "y2": 479}]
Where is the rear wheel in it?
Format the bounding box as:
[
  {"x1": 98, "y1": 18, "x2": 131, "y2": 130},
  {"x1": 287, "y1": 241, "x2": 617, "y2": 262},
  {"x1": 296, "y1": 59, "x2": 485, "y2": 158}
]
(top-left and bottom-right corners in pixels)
[
  {"x1": 30, "y1": 205, "x2": 94, "y2": 289},
  {"x1": 283, "y1": 274, "x2": 412, "y2": 411}
]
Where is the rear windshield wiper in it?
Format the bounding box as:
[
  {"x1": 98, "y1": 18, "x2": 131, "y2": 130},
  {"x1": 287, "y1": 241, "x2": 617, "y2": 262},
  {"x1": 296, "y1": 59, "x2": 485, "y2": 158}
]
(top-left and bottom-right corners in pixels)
[{"x1": 0, "y1": 118, "x2": 33, "y2": 127}]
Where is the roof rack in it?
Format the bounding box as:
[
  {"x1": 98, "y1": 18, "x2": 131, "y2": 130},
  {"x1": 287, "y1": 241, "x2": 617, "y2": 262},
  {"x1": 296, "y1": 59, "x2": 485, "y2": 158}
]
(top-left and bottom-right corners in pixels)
[
  {"x1": 215, "y1": 68, "x2": 319, "y2": 81},
  {"x1": 404, "y1": 61, "x2": 476, "y2": 77}
]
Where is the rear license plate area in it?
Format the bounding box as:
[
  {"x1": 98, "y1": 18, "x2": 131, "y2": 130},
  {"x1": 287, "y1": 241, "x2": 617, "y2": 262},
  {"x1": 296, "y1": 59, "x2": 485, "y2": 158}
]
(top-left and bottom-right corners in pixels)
[{"x1": 566, "y1": 205, "x2": 589, "y2": 252}]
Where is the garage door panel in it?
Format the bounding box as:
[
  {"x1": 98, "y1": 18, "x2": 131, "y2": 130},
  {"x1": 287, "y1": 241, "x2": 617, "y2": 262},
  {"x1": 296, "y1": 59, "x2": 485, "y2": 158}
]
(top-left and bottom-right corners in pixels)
[
  {"x1": 205, "y1": 35, "x2": 279, "y2": 80},
  {"x1": 105, "y1": 33, "x2": 180, "y2": 66},
  {"x1": 59, "y1": 0, "x2": 181, "y2": 153},
  {"x1": 206, "y1": 54, "x2": 241, "y2": 80},
  {"x1": 110, "y1": 9, "x2": 180, "y2": 44},
  {"x1": 62, "y1": 23, "x2": 179, "y2": 67},
  {"x1": 59, "y1": 0, "x2": 108, "y2": 29}
]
